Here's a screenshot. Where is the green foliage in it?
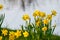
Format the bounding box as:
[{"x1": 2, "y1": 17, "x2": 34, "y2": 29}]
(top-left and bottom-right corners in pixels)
[{"x1": 0, "y1": 14, "x2": 5, "y2": 35}]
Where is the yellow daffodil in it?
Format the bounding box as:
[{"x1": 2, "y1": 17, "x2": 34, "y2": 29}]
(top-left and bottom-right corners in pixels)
[
  {"x1": 23, "y1": 31, "x2": 29, "y2": 37},
  {"x1": 51, "y1": 10, "x2": 57, "y2": 16},
  {"x1": 43, "y1": 19, "x2": 48, "y2": 24},
  {"x1": 22, "y1": 14, "x2": 30, "y2": 21},
  {"x1": 47, "y1": 14, "x2": 52, "y2": 20},
  {"x1": 1, "y1": 29, "x2": 8, "y2": 36},
  {"x1": 9, "y1": 31, "x2": 15, "y2": 36},
  {"x1": 0, "y1": 36, "x2": 2, "y2": 40},
  {"x1": 33, "y1": 10, "x2": 40, "y2": 17},
  {"x1": 0, "y1": 4, "x2": 3, "y2": 10},
  {"x1": 39, "y1": 12, "x2": 46, "y2": 17},
  {"x1": 15, "y1": 30, "x2": 22, "y2": 38},
  {"x1": 9, "y1": 37, "x2": 15, "y2": 40},
  {"x1": 36, "y1": 19, "x2": 40, "y2": 26},
  {"x1": 9, "y1": 38, "x2": 14, "y2": 40},
  {"x1": 42, "y1": 27, "x2": 47, "y2": 31},
  {"x1": 36, "y1": 21, "x2": 40, "y2": 26},
  {"x1": 9, "y1": 31, "x2": 15, "y2": 40},
  {"x1": 33, "y1": 10, "x2": 46, "y2": 18}
]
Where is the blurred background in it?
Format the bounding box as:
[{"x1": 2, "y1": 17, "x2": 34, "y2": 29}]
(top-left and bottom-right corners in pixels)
[{"x1": 0, "y1": 0, "x2": 60, "y2": 35}]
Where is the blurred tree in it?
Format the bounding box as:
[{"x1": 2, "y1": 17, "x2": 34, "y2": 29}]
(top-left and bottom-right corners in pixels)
[{"x1": 21, "y1": 0, "x2": 38, "y2": 11}]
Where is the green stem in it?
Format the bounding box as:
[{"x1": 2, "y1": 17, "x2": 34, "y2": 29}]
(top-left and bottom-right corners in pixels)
[
  {"x1": 52, "y1": 27, "x2": 55, "y2": 34},
  {"x1": 34, "y1": 28, "x2": 35, "y2": 40},
  {"x1": 48, "y1": 38, "x2": 49, "y2": 40},
  {"x1": 50, "y1": 20, "x2": 52, "y2": 34},
  {"x1": 29, "y1": 19, "x2": 31, "y2": 25},
  {"x1": 0, "y1": 25, "x2": 1, "y2": 36},
  {"x1": 25, "y1": 38, "x2": 27, "y2": 40},
  {"x1": 21, "y1": 25, "x2": 24, "y2": 31},
  {"x1": 26, "y1": 21, "x2": 28, "y2": 26},
  {"x1": 44, "y1": 31, "x2": 46, "y2": 35}
]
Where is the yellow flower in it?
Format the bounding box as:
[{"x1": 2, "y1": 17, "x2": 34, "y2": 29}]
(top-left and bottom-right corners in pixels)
[
  {"x1": 22, "y1": 14, "x2": 30, "y2": 21},
  {"x1": 9, "y1": 31, "x2": 15, "y2": 36},
  {"x1": 0, "y1": 4, "x2": 3, "y2": 10},
  {"x1": 42, "y1": 27, "x2": 47, "y2": 31},
  {"x1": 36, "y1": 21, "x2": 40, "y2": 26},
  {"x1": 51, "y1": 10, "x2": 57, "y2": 16},
  {"x1": 39, "y1": 12, "x2": 46, "y2": 17},
  {"x1": 33, "y1": 10, "x2": 46, "y2": 18},
  {"x1": 1, "y1": 29, "x2": 8, "y2": 36},
  {"x1": 9, "y1": 38, "x2": 14, "y2": 40},
  {"x1": 47, "y1": 14, "x2": 52, "y2": 20},
  {"x1": 0, "y1": 36, "x2": 2, "y2": 40},
  {"x1": 15, "y1": 30, "x2": 22, "y2": 38},
  {"x1": 36, "y1": 19, "x2": 40, "y2": 26},
  {"x1": 43, "y1": 19, "x2": 48, "y2": 24},
  {"x1": 33, "y1": 10, "x2": 40, "y2": 17},
  {"x1": 9, "y1": 31, "x2": 15, "y2": 40},
  {"x1": 23, "y1": 31, "x2": 29, "y2": 37}
]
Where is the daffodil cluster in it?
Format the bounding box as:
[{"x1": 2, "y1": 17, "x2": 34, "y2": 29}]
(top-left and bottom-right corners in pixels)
[
  {"x1": 22, "y1": 9, "x2": 57, "y2": 40},
  {"x1": 0, "y1": 9, "x2": 57, "y2": 40},
  {"x1": 0, "y1": 29, "x2": 29, "y2": 40}
]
